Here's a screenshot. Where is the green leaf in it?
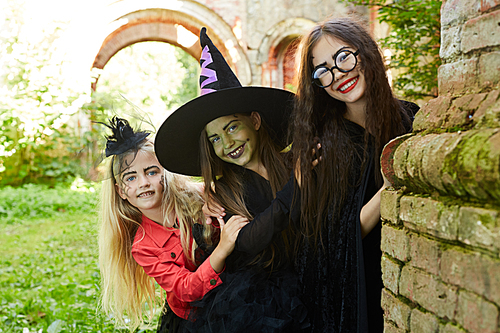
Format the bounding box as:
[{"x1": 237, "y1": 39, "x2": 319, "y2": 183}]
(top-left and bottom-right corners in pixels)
[{"x1": 47, "y1": 319, "x2": 65, "y2": 333}]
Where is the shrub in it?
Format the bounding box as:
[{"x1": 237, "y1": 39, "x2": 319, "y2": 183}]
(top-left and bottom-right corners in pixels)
[{"x1": 0, "y1": 180, "x2": 99, "y2": 224}]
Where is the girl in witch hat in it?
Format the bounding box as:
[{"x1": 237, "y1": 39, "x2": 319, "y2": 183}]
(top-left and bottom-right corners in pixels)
[
  {"x1": 155, "y1": 28, "x2": 311, "y2": 332},
  {"x1": 97, "y1": 116, "x2": 248, "y2": 332}
]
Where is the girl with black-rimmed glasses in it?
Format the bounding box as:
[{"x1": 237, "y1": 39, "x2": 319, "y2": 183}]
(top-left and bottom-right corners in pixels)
[{"x1": 289, "y1": 16, "x2": 419, "y2": 332}]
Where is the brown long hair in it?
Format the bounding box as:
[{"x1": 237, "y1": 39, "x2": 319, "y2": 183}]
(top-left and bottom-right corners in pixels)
[
  {"x1": 200, "y1": 113, "x2": 291, "y2": 268},
  {"x1": 290, "y1": 16, "x2": 410, "y2": 248}
]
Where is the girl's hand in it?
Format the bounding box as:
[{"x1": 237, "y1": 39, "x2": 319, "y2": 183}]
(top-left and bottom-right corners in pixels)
[
  {"x1": 381, "y1": 168, "x2": 392, "y2": 189},
  {"x1": 360, "y1": 169, "x2": 391, "y2": 238},
  {"x1": 210, "y1": 215, "x2": 248, "y2": 273},
  {"x1": 202, "y1": 199, "x2": 226, "y2": 226},
  {"x1": 219, "y1": 215, "x2": 248, "y2": 253},
  {"x1": 295, "y1": 140, "x2": 322, "y2": 187},
  {"x1": 311, "y1": 141, "x2": 322, "y2": 168}
]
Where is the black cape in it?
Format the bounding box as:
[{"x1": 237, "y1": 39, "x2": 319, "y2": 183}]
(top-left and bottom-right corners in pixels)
[
  {"x1": 185, "y1": 165, "x2": 308, "y2": 332},
  {"x1": 295, "y1": 101, "x2": 418, "y2": 333}
]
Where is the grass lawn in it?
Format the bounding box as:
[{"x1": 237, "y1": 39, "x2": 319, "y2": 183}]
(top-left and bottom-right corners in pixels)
[{"x1": 0, "y1": 185, "x2": 157, "y2": 332}]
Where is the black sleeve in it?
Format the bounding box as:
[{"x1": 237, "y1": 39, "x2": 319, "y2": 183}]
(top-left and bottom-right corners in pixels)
[
  {"x1": 228, "y1": 175, "x2": 300, "y2": 255},
  {"x1": 399, "y1": 99, "x2": 420, "y2": 132}
]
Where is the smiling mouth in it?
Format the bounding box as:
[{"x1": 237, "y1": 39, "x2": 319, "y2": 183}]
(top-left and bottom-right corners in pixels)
[
  {"x1": 337, "y1": 76, "x2": 359, "y2": 93},
  {"x1": 227, "y1": 144, "x2": 245, "y2": 159},
  {"x1": 138, "y1": 191, "x2": 154, "y2": 198}
]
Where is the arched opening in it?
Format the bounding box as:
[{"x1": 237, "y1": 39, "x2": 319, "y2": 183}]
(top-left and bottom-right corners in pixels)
[
  {"x1": 282, "y1": 38, "x2": 300, "y2": 90},
  {"x1": 257, "y1": 18, "x2": 315, "y2": 89},
  {"x1": 90, "y1": 4, "x2": 252, "y2": 88},
  {"x1": 271, "y1": 37, "x2": 300, "y2": 90},
  {"x1": 93, "y1": 41, "x2": 199, "y2": 127},
  {"x1": 84, "y1": 3, "x2": 253, "y2": 129}
]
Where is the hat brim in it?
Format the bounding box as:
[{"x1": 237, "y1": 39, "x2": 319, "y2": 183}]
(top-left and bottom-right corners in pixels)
[{"x1": 155, "y1": 87, "x2": 294, "y2": 176}]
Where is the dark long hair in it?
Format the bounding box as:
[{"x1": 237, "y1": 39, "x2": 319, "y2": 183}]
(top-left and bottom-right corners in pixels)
[
  {"x1": 290, "y1": 16, "x2": 410, "y2": 248},
  {"x1": 200, "y1": 113, "x2": 291, "y2": 268}
]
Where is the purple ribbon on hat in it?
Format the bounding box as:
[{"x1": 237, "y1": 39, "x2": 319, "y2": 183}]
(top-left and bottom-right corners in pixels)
[{"x1": 200, "y1": 45, "x2": 218, "y2": 95}]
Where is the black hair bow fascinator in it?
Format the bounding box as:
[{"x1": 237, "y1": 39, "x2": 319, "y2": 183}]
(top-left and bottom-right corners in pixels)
[{"x1": 97, "y1": 117, "x2": 150, "y2": 157}]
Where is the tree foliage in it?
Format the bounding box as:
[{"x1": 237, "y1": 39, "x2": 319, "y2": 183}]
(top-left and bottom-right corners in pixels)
[
  {"x1": 0, "y1": 0, "x2": 90, "y2": 186},
  {"x1": 0, "y1": 0, "x2": 199, "y2": 187},
  {"x1": 94, "y1": 41, "x2": 199, "y2": 129},
  {"x1": 344, "y1": 0, "x2": 441, "y2": 99}
]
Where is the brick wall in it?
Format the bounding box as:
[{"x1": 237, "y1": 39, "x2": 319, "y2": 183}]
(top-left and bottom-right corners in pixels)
[
  {"x1": 380, "y1": 0, "x2": 500, "y2": 332},
  {"x1": 93, "y1": 1, "x2": 349, "y2": 88}
]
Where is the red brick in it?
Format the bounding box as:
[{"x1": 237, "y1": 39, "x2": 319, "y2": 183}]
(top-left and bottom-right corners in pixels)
[
  {"x1": 381, "y1": 288, "x2": 412, "y2": 330},
  {"x1": 441, "y1": 248, "x2": 500, "y2": 305},
  {"x1": 452, "y1": 94, "x2": 476, "y2": 109},
  {"x1": 440, "y1": 323, "x2": 467, "y2": 333},
  {"x1": 478, "y1": 132, "x2": 500, "y2": 199},
  {"x1": 413, "y1": 96, "x2": 452, "y2": 131},
  {"x1": 453, "y1": 130, "x2": 499, "y2": 200},
  {"x1": 409, "y1": 234, "x2": 440, "y2": 276},
  {"x1": 446, "y1": 94, "x2": 489, "y2": 128},
  {"x1": 383, "y1": 321, "x2": 406, "y2": 333},
  {"x1": 400, "y1": 196, "x2": 459, "y2": 240},
  {"x1": 462, "y1": 10, "x2": 500, "y2": 53},
  {"x1": 410, "y1": 308, "x2": 439, "y2": 333},
  {"x1": 458, "y1": 206, "x2": 500, "y2": 251},
  {"x1": 382, "y1": 255, "x2": 402, "y2": 294},
  {"x1": 440, "y1": 25, "x2": 462, "y2": 61},
  {"x1": 421, "y1": 133, "x2": 457, "y2": 194},
  {"x1": 385, "y1": 128, "x2": 497, "y2": 199},
  {"x1": 381, "y1": 134, "x2": 414, "y2": 187},
  {"x1": 380, "y1": 188, "x2": 404, "y2": 226},
  {"x1": 392, "y1": 136, "x2": 415, "y2": 184},
  {"x1": 467, "y1": 92, "x2": 489, "y2": 110},
  {"x1": 381, "y1": 225, "x2": 410, "y2": 262},
  {"x1": 438, "y1": 58, "x2": 479, "y2": 96},
  {"x1": 445, "y1": 106, "x2": 472, "y2": 128},
  {"x1": 456, "y1": 290, "x2": 499, "y2": 333},
  {"x1": 482, "y1": 0, "x2": 500, "y2": 12},
  {"x1": 479, "y1": 51, "x2": 500, "y2": 88},
  {"x1": 474, "y1": 90, "x2": 500, "y2": 126},
  {"x1": 399, "y1": 266, "x2": 458, "y2": 320},
  {"x1": 406, "y1": 134, "x2": 441, "y2": 191},
  {"x1": 441, "y1": 0, "x2": 481, "y2": 27}
]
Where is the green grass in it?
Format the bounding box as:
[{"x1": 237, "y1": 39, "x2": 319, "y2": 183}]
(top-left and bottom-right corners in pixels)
[
  {"x1": 0, "y1": 184, "x2": 157, "y2": 332},
  {"x1": 0, "y1": 182, "x2": 98, "y2": 223}
]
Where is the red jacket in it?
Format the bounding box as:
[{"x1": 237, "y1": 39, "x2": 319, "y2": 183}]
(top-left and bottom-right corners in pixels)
[{"x1": 132, "y1": 215, "x2": 223, "y2": 319}]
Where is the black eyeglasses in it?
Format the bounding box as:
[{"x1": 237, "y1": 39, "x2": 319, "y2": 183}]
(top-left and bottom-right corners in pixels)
[{"x1": 312, "y1": 49, "x2": 359, "y2": 88}]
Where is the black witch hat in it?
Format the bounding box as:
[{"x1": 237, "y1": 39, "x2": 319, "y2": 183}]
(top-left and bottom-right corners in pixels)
[
  {"x1": 155, "y1": 27, "x2": 294, "y2": 176},
  {"x1": 100, "y1": 116, "x2": 150, "y2": 157},
  {"x1": 93, "y1": 116, "x2": 151, "y2": 178}
]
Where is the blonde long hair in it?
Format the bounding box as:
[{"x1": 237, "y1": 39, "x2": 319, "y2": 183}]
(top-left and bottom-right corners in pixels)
[{"x1": 99, "y1": 140, "x2": 207, "y2": 330}]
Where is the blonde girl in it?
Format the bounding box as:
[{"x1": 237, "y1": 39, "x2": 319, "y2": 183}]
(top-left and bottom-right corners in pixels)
[{"x1": 98, "y1": 117, "x2": 247, "y2": 332}]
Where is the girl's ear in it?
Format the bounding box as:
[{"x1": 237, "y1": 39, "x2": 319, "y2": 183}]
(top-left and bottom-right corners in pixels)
[
  {"x1": 250, "y1": 112, "x2": 262, "y2": 131},
  {"x1": 115, "y1": 183, "x2": 127, "y2": 200}
]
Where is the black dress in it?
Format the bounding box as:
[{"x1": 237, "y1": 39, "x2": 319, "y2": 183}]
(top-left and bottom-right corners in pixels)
[
  {"x1": 184, "y1": 165, "x2": 308, "y2": 333},
  {"x1": 295, "y1": 101, "x2": 418, "y2": 333}
]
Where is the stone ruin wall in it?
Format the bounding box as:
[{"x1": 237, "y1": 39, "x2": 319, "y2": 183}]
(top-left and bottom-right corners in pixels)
[{"x1": 380, "y1": 0, "x2": 500, "y2": 332}]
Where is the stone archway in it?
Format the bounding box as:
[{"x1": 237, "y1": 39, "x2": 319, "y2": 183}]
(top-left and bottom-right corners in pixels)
[
  {"x1": 257, "y1": 18, "x2": 315, "y2": 89},
  {"x1": 90, "y1": 0, "x2": 252, "y2": 89}
]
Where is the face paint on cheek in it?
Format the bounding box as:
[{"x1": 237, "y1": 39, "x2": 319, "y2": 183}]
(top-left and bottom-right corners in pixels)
[
  {"x1": 159, "y1": 175, "x2": 165, "y2": 190},
  {"x1": 121, "y1": 183, "x2": 131, "y2": 198}
]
